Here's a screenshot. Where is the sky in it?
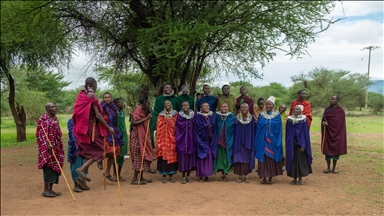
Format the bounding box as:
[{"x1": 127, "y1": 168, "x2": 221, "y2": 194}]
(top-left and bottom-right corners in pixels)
[{"x1": 63, "y1": 1, "x2": 383, "y2": 90}]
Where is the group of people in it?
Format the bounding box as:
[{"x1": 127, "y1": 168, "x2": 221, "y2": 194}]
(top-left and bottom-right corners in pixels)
[{"x1": 36, "y1": 77, "x2": 347, "y2": 198}]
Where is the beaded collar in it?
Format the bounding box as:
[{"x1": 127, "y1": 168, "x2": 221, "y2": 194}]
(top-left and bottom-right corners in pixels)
[
  {"x1": 287, "y1": 114, "x2": 307, "y2": 124},
  {"x1": 236, "y1": 113, "x2": 252, "y2": 124},
  {"x1": 179, "y1": 110, "x2": 194, "y2": 119},
  {"x1": 260, "y1": 110, "x2": 278, "y2": 120},
  {"x1": 216, "y1": 111, "x2": 232, "y2": 117},
  {"x1": 197, "y1": 111, "x2": 213, "y2": 117},
  {"x1": 162, "y1": 90, "x2": 174, "y2": 97},
  {"x1": 160, "y1": 109, "x2": 177, "y2": 119}
]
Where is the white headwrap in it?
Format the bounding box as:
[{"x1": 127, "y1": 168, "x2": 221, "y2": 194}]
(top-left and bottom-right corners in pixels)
[
  {"x1": 296, "y1": 105, "x2": 304, "y2": 113},
  {"x1": 267, "y1": 96, "x2": 276, "y2": 105}
]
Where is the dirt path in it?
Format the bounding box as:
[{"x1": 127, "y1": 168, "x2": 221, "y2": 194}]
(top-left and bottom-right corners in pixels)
[{"x1": 1, "y1": 133, "x2": 383, "y2": 215}]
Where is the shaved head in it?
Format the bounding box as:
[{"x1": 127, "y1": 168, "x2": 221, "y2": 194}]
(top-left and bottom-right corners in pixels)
[{"x1": 85, "y1": 77, "x2": 97, "y2": 86}]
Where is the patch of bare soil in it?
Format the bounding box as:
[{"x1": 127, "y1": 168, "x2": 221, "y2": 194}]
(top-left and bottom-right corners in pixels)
[{"x1": 1, "y1": 142, "x2": 383, "y2": 215}]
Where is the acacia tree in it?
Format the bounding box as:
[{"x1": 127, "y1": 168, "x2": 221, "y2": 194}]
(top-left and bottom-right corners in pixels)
[
  {"x1": 290, "y1": 67, "x2": 369, "y2": 111},
  {"x1": 1, "y1": 1, "x2": 73, "y2": 141},
  {"x1": 56, "y1": 1, "x2": 338, "y2": 96},
  {"x1": 95, "y1": 66, "x2": 153, "y2": 110}
]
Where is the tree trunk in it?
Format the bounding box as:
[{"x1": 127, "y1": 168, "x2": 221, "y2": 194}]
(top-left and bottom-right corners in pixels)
[{"x1": 5, "y1": 69, "x2": 27, "y2": 142}]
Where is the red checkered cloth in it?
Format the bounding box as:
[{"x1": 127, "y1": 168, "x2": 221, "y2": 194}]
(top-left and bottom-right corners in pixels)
[
  {"x1": 72, "y1": 90, "x2": 108, "y2": 144},
  {"x1": 36, "y1": 113, "x2": 64, "y2": 173},
  {"x1": 156, "y1": 111, "x2": 178, "y2": 164},
  {"x1": 130, "y1": 105, "x2": 153, "y2": 171}
]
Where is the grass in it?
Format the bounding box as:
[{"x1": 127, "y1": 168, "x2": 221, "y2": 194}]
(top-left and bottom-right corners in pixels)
[{"x1": 1, "y1": 114, "x2": 132, "y2": 148}]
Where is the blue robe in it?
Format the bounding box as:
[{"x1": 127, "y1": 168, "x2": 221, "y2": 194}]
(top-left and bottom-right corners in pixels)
[
  {"x1": 196, "y1": 95, "x2": 217, "y2": 112},
  {"x1": 255, "y1": 111, "x2": 283, "y2": 163},
  {"x1": 215, "y1": 112, "x2": 235, "y2": 166},
  {"x1": 286, "y1": 118, "x2": 313, "y2": 173}
]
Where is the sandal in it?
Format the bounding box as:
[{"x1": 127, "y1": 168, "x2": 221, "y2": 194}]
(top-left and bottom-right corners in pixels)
[
  {"x1": 76, "y1": 177, "x2": 90, "y2": 190},
  {"x1": 130, "y1": 180, "x2": 146, "y2": 185},
  {"x1": 223, "y1": 175, "x2": 229, "y2": 182},
  {"x1": 332, "y1": 169, "x2": 339, "y2": 174},
  {"x1": 73, "y1": 186, "x2": 83, "y2": 193},
  {"x1": 142, "y1": 178, "x2": 153, "y2": 183},
  {"x1": 198, "y1": 178, "x2": 204, "y2": 183},
  {"x1": 105, "y1": 174, "x2": 117, "y2": 182},
  {"x1": 75, "y1": 168, "x2": 91, "y2": 182},
  {"x1": 41, "y1": 190, "x2": 56, "y2": 198},
  {"x1": 323, "y1": 169, "x2": 332, "y2": 173},
  {"x1": 219, "y1": 175, "x2": 225, "y2": 181},
  {"x1": 245, "y1": 177, "x2": 250, "y2": 183},
  {"x1": 204, "y1": 177, "x2": 211, "y2": 182},
  {"x1": 186, "y1": 176, "x2": 191, "y2": 183},
  {"x1": 181, "y1": 177, "x2": 186, "y2": 184},
  {"x1": 268, "y1": 178, "x2": 273, "y2": 184},
  {"x1": 118, "y1": 176, "x2": 126, "y2": 182},
  {"x1": 97, "y1": 161, "x2": 103, "y2": 170},
  {"x1": 162, "y1": 177, "x2": 167, "y2": 184},
  {"x1": 147, "y1": 168, "x2": 157, "y2": 174},
  {"x1": 291, "y1": 179, "x2": 297, "y2": 185},
  {"x1": 49, "y1": 190, "x2": 62, "y2": 196},
  {"x1": 296, "y1": 180, "x2": 303, "y2": 185},
  {"x1": 237, "y1": 177, "x2": 242, "y2": 183},
  {"x1": 261, "y1": 178, "x2": 267, "y2": 184},
  {"x1": 169, "y1": 177, "x2": 176, "y2": 183}
]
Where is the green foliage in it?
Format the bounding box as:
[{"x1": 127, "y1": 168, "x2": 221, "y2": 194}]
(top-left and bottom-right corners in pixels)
[
  {"x1": 95, "y1": 66, "x2": 154, "y2": 111},
  {"x1": 57, "y1": 1, "x2": 338, "y2": 95},
  {"x1": 291, "y1": 67, "x2": 368, "y2": 111},
  {"x1": 369, "y1": 92, "x2": 384, "y2": 114},
  {"x1": 1, "y1": 1, "x2": 73, "y2": 70}
]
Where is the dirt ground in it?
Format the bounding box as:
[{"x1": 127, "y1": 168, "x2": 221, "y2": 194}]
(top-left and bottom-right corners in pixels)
[{"x1": 1, "y1": 132, "x2": 383, "y2": 215}]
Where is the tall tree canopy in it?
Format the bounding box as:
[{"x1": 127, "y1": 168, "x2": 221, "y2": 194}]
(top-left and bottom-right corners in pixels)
[
  {"x1": 57, "y1": 0, "x2": 338, "y2": 95},
  {"x1": 290, "y1": 67, "x2": 369, "y2": 111},
  {"x1": 1, "y1": 1, "x2": 73, "y2": 141}
]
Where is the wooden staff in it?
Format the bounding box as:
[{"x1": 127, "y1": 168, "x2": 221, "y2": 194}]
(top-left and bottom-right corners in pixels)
[
  {"x1": 40, "y1": 124, "x2": 76, "y2": 202},
  {"x1": 112, "y1": 136, "x2": 123, "y2": 206},
  {"x1": 103, "y1": 138, "x2": 107, "y2": 190},
  {"x1": 137, "y1": 120, "x2": 150, "y2": 186}
]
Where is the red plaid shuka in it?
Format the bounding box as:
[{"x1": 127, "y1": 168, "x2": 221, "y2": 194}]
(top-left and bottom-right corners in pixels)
[
  {"x1": 156, "y1": 110, "x2": 178, "y2": 164},
  {"x1": 130, "y1": 105, "x2": 153, "y2": 171},
  {"x1": 36, "y1": 113, "x2": 64, "y2": 173}
]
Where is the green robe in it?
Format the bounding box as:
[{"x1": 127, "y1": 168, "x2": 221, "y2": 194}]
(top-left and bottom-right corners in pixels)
[
  {"x1": 116, "y1": 109, "x2": 129, "y2": 166},
  {"x1": 216, "y1": 94, "x2": 236, "y2": 113},
  {"x1": 175, "y1": 94, "x2": 195, "y2": 112},
  {"x1": 150, "y1": 94, "x2": 177, "y2": 130}
]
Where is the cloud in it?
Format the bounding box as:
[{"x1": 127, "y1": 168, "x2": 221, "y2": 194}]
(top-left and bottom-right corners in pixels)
[{"x1": 330, "y1": 1, "x2": 383, "y2": 17}]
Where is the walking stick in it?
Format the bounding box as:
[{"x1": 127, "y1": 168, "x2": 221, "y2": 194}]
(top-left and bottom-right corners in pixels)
[
  {"x1": 40, "y1": 124, "x2": 76, "y2": 202},
  {"x1": 112, "y1": 136, "x2": 123, "y2": 206},
  {"x1": 103, "y1": 139, "x2": 107, "y2": 190},
  {"x1": 137, "y1": 120, "x2": 150, "y2": 186}
]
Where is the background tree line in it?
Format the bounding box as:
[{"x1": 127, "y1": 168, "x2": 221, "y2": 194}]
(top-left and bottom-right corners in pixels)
[{"x1": 1, "y1": 1, "x2": 382, "y2": 142}]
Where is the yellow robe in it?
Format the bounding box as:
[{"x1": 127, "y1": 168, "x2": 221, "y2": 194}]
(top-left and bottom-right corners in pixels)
[{"x1": 216, "y1": 94, "x2": 236, "y2": 114}]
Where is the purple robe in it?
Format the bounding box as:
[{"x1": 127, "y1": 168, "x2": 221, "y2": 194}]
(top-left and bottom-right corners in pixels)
[
  {"x1": 286, "y1": 117, "x2": 313, "y2": 173},
  {"x1": 233, "y1": 115, "x2": 256, "y2": 172},
  {"x1": 175, "y1": 111, "x2": 196, "y2": 172},
  {"x1": 321, "y1": 105, "x2": 347, "y2": 156},
  {"x1": 194, "y1": 112, "x2": 217, "y2": 177}
]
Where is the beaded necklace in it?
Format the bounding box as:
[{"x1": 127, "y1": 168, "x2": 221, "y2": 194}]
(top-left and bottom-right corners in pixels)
[{"x1": 236, "y1": 113, "x2": 252, "y2": 124}]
